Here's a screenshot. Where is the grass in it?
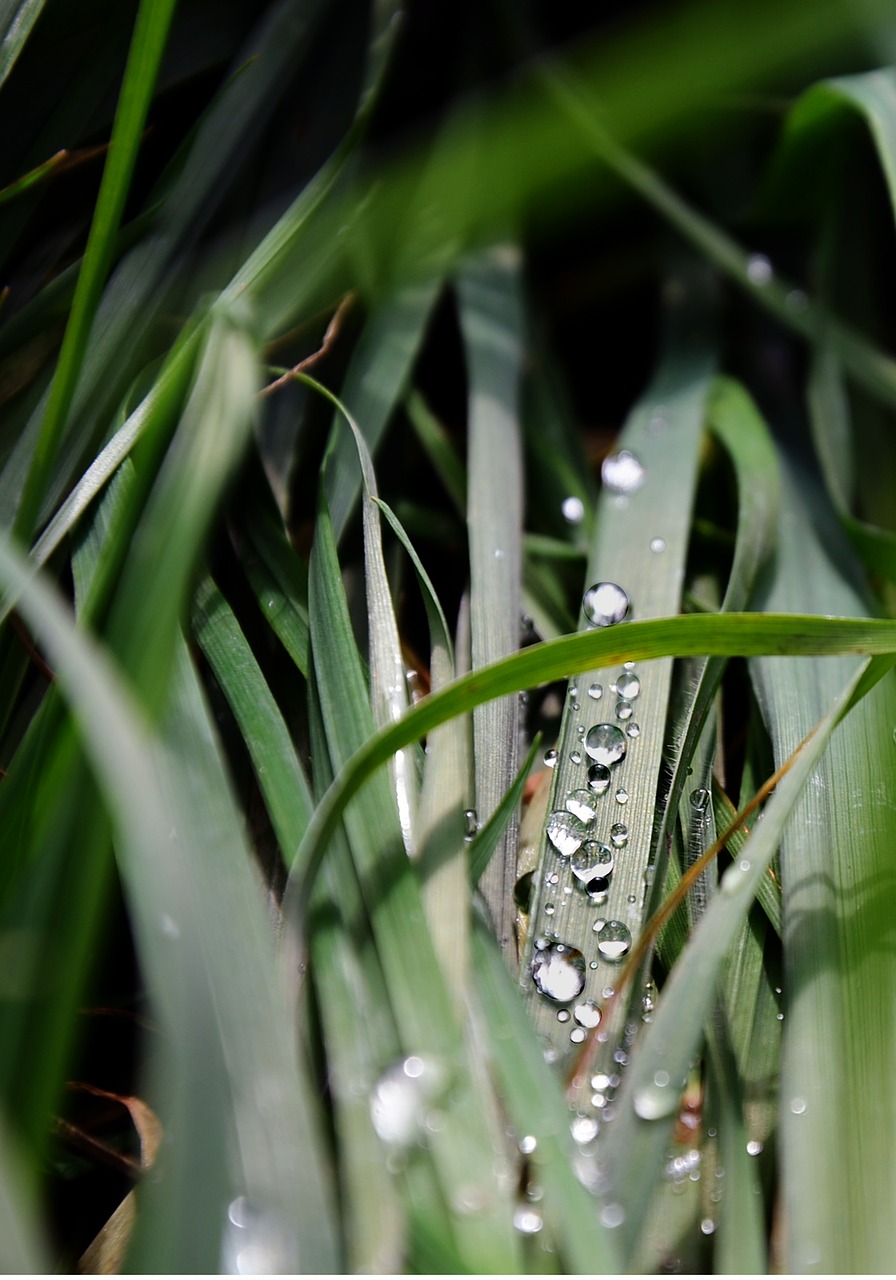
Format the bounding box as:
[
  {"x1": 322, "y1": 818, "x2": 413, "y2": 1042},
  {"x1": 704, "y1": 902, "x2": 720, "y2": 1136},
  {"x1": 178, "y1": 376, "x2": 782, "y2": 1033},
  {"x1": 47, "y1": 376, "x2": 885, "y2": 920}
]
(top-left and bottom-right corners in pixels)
[{"x1": 3, "y1": 0, "x2": 896, "y2": 1272}]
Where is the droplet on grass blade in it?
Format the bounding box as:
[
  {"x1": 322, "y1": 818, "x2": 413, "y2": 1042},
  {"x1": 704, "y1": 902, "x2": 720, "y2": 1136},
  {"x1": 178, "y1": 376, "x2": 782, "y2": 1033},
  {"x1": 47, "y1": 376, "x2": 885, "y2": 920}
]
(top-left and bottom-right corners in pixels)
[
  {"x1": 595, "y1": 920, "x2": 632, "y2": 961},
  {"x1": 531, "y1": 941, "x2": 586, "y2": 1002},
  {"x1": 546, "y1": 810, "x2": 590, "y2": 857},
  {"x1": 584, "y1": 724, "x2": 626, "y2": 767},
  {"x1": 582, "y1": 582, "x2": 631, "y2": 627},
  {"x1": 601, "y1": 449, "x2": 645, "y2": 494}
]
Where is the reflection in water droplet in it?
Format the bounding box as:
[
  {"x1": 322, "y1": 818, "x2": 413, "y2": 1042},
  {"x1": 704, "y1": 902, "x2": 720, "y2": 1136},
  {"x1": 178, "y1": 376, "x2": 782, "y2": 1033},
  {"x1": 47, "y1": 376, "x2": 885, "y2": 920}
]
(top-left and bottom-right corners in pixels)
[
  {"x1": 569, "y1": 1027, "x2": 586, "y2": 1043},
  {"x1": 650, "y1": 536, "x2": 666, "y2": 554},
  {"x1": 463, "y1": 809, "x2": 478, "y2": 840},
  {"x1": 546, "y1": 810, "x2": 590, "y2": 857},
  {"x1": 584, "y1": 724, "x2": 626, "y2": 767},
  {"x1": 557, "y1": 1008, "x2": 571, "y2": 1023},
  {"x1": 746, "y1": 253, "x2": 773, "y2": 285},
  {"x1": 616, "y1": 671, "x2": 640, "y2": 700},
  {"x1": 571, "y1": 1114, "x2": 599, "y2": 1144},
  {"x1": 626, "y1": 722, "x2": 640, "y2": 738},
  {"x1": 588, "y1": 681, "x2": 603, "y2": 700},
  {"x1": 615, "y1": 699, "x2": 633, "y2": 721},
  {"x1": 690, "y1": 787, "x2": 711, "y2": 811},
  {"x1": 602, "y1": 449, "x2": 646, "y2": 494},
  {"x1": 566, "y1": 789, "x2": 599, "y2": 822},
  {"x1": 532, "y1": 941, "x2": 586, "y2": 1002},
  {"x1": 615, "y1": 788, "x2": 629, "y2": 805},
  {"x1": 561, "y1": 495, "x2": 585, "y2": 525},
  {"x1": 514, "y1": 1205, "x2": 543, "y2": 1234},
  {"x1": 746, "y1": 1139, "x2": 763, "y2": 1156},
  {"x1": 569, "y1": 749, "x2": 582, "y2": 765},
  {"x1": 595, "y1": 920, "x2": 632, "y2": 961},
  {"x1": 544, "y1": 747, "x2": 558, "y2": 768},
  {"x1": 587, "y1": 763, "x2": 611, "y2": 794},
  {"x1": 582, "y1": 582, "x2": 631, "y2": 627},
  {"x1": 519, "y1": 1134, "x2": 537, "y2": 1154},
  {"x1": 571, "y1": 841, "x2": 614, "y2": 884},
  {"x1": 610, "y1": 823, "x2": 628, "y2": 847},
  {"x1": 573, "y1": 1000, "x2": 602, "y2": 1029}
]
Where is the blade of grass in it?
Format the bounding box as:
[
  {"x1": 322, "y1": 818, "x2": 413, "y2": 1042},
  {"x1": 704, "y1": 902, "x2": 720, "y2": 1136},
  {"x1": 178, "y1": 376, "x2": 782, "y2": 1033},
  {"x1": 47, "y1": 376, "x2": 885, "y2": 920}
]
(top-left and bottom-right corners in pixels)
[{"x1": 0, "y1": 0, "x2": 45, "y2": 89}]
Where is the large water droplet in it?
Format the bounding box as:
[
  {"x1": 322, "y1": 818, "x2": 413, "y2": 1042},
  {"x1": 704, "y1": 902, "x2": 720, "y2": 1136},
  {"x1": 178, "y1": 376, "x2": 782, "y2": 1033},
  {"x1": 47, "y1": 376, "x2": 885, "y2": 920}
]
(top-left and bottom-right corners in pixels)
[
  {"x1": 616, "y1": 671, "x2": 640, "y2": 700},
  {"x1": 571, "y1": 840, "x2": 615, "y2": 884},
  {"x1": 587, "y1": 762, "x2": 611, "y2": 794},
  {"x1": 370, "y1": 1056, "x2": 449, "y2": 1148},
  {"x1": 532, "y1": 942, "x2": 586, "y2": 1002},
  {"x1": 566, "y1": 789, "x2": 599, "y2": 822},
  {"x1": 690, "y1": 787, "x2": 711, "y2": 811},
  {"x1": 546, "y1": 810, "x2": 590, "y2": 857},
  {"x1": 584, "y1": 724, "x2": 626, "y2": 767},
  {"x1": 543, "y1": 747, "x2": 558, "y2": 768},
  {"x1": 601, "y1": 449, "x2": 645, "y2": 494},
  {"x1": 595, "y1": 920, "x2": 632, "y2": 962},
  {"x1": 582, "y1": 582, "x2": 631, "y2": 628}
]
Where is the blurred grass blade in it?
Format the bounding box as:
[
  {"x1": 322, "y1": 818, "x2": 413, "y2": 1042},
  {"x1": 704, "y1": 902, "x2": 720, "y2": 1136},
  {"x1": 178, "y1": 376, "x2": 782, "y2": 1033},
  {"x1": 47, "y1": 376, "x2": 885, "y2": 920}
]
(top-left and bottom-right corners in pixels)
[
  {"x1": 750, "y1": 465, "x2": 896, "y2": 1272},
  {"x1": 0, "y1": 0, "x2": 45, "y2": 89},
  {"x1": 242, "y1": 501, "x2": 311, "y2": 676},
  {"x1": 468, "y1": 737, "x2": 542, "y2": 887},
  {"x1": 0, "y1": 1115, "x2": 47, "y2": 1272},
  {"x1": 0, "y1": 541, "x2": 340, "y2": 1273},
  {"x1": 13, "y1": 0, "x2": 178, "y2": 542},
  {"x1": 457, "y1": 246, "x2": 525, "y2": 952}
]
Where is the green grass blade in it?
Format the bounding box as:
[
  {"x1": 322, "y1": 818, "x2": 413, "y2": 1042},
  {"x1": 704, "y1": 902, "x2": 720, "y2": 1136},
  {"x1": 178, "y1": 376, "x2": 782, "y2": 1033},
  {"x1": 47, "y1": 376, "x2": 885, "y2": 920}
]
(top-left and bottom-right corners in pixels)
[
  {"x1": 0, "y1": 1115, "x2": 46, "y2": 1271},
  {"x1": 0, "y1": 0, "x2": 45, "y2": 89},
  {"x1": 241, "y1": 500, "x2": 310, "y2": 676},
  {"x1": 457, "y1": 246, "x2": 525, "y2": 951},
  {"x1": 468, "y1": 737, "x2": 542, "y2": 887}
]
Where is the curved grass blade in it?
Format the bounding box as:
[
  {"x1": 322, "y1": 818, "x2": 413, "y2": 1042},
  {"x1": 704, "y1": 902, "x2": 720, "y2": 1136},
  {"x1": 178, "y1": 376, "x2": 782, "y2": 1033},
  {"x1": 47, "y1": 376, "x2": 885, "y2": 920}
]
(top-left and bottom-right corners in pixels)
[
  {"x1": 457, "y1": 246, "x2": 525, "y2": 952},
  {"x1": 0, "y1": 0, "x2": 45, "y2": 89},
  {"x1": 468, "y1": 736, "x2": 542, "y2": 888}
]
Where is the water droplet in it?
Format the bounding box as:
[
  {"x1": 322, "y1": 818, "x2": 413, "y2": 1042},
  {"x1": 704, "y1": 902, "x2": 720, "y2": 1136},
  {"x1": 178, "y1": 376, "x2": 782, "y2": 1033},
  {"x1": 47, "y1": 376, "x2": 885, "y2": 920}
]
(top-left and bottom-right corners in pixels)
[
  {"x1": 601, "y1": 449, "x2": 645, "y2": 494},
  {"x1": 513, "y1": 1205, "x2": 543, "y2": 1235},
  {"x1": 566, "y1": 789, "x2": 599, "y2": 822},
  {"x1": 600, "y1": 1203, "x2": 626, "y2": 1229},
  {"x1": 222, "y1": 1197, "x2": 297, "y2": 1274},
  {"x1": 690, "y1": 787, "x2": 711, "y2": 811},
  {"x1": 746, "y1": 1139, "x2": 763, "y2": 1156},
  {"x1": 582, "y1": 582, "x2": 631, "y2": 628},
  {"x1": 571, "y1": 840, "x2": 615, "y2": 886},
  {"x1": 617, "y1": 672, "x2": 640, "y2": 699},
  {"x1": 370, "y1": 1056, "x2": 449, "y2": 1148},
  {"x1": 561, "y1": 495, "x2": 585, "y2": 525},
  {"x1": 701, "y1": 1218, "x2": 716, "y2": 1236},
  {"x1": 626, "y1": 722, "x2": 640, "y2": 738},
  {"x1": 519, "y1": 1134, "x2": 537, "y2": 1155},
  {"x1": 595, "y1": 920, "x2": 632, "y2": 962},
  {"x1": 790, "y1": 1097, "x2": 807, "y2": 1115},
  {"x1": 532, "y1": 941, "x2": 586, "y2": 1002},
  {"x1": 584, "y1": 723, "x2": 627, "y2": 767},
  {"x1": 569, "y1": 749, "x2": 582, "y2": 765},
  {"x1": 615, "y1": 699, "x2": 633, "y2": 721},
  {"x1": 557, "y1": 1008, "x2": 571, "y2": 1023},
  {"x1": 573, "y1": 1000, "x2": 602, "y2": 1029},
  {"x1": 635, "y1": 1072, "x2": 679, "y2": 1121},
  {"x1": 649, "y1": 536, "x2": 666, "y2": 554},
  {"x1": 494, "y1": 547, "x2": 505, "y2": 559},
  {"x1": 571, "y1": 1114, "x2": 599, "y2": 1144},
  {"x1": 615, "y1": 788, "x2": 629, "y2": 805},
  {"x1": 649, "y1": 413, "x2": 667, "y2": 433},
  {"x1": 569, "y1": 1027, "x2": 586, "y2": 1043},
  {"x1": 543, "y1": 903, "x2": 555, "y2": 916},
  {"x1": 546, "y1": 810, "x2": 590, "y2": 857},
  {"x1": 544, "y1": 747, "x2": 558, "y2": 768},
  {"x1": 610, "y1": 822, "x2": 628, "y2": 847},
  {"x1": 587, "y1": 762, "x2": 611, "y2": 794},
  {"x1": 588, "y1": 681, "x2": 603, "y2": 700},
  {"x1": 463, "y1": 809, "x2": 478, "y2": 840},
  {"x1": 787, "y1": 288, "x2": 809, "y2": 311},
  {"x1": 746, "y1": 253, "x2": 773, "y2": 285}
]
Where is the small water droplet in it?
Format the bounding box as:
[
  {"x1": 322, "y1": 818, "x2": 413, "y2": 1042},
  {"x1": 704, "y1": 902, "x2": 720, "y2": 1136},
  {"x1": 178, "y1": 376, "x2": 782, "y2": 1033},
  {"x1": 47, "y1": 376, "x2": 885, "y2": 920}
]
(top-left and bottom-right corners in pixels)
[
  {"x1": 584, "y1": 723, "x2": 627, "y2": 767},
  {"x1": 519, "y1": 1134, "x2": 537, "y2": 1155},
  {"x1": 615, "y1": 788, "x2": 629, "y2": 805},
  {"x1": 557, "y1": 1008, "x2": 571, "y2": 1023},
  {"x1": 513, "y1": 1205, "x2": 543, "y2": 1235},
  {"x1": 573, "y1": 1000, "x2": 602, "y2": 1029},
  {"x1": 649, "y1": 413, "x2": 667, "y2": 433},
  {"x1": 700, "y1": 1218, "x2": 716, "y2": 1236},
  {"x1": 561, "y1": 495, "x2": 585, "y2": 525},
  {"x1": 571, "y1": 840, "x2": 615, "y2": 885},
  {"x1": 532, "y1": 941, "x2": 586, "y2": 1002},
  {"x1": 601, "y1": 449, "x2": 646, "y2": 494},
  {"x1": 610, "y1": 822, "x2": 628, "y2": 847},
  {"x1": 595, "y1": 920, "x2": 632, "y2": 962},
  {"x1": 626, "y1": 722, "x2": 640, "y2": 738},
  {"x1": 544, "y1": 747, "x2": 558, "y2": 768},
  {"x1": 569, "y1": 1027, "x2": 586, "y2": 1043},
  {"x1": 546, "y1": 810, "x2": 590, "y2": 857},
  {"x1": 582, "y1": 582, "x2": 631, "y2": 627},
  {"x1": 588, "y1": 681, "x2": 603, "y2": 700},
  {"x1": 544, "y1": 903, "x2": 555, "y2": 916},
  {"x1": 649, "y1": 536, "x2": 666, "y2": 554},
  {"x1": 690, "y1": 787, "x2": 711, "y2": 811},
  {"x1": 615, "y1": 699, "x2": 633, "y2": 721},
  {"x1": 494, "y1": 547, "x2": 505, "y2": 559},
  {"x1": 587, "y1": 762, "x2": 611, "y2": 794},
  {"x1": 616, "y1": 671, "x2": 640, "y2": 699},
  {"x1": 790, "y1": 1097, "x2": 807, "y2": 1115},
  {"x1": 600, "y1": 1203, "x2": 626, "y2": 1229},
  {"x1": 571, "y1": 1114, "x2": 599, "y2": 1144},
  {"x1": 569, "y1": 749, "x2": 582, "y2": 765},
  {"x1": 566, "y1": 789, "x2": 599, "y2": 822},
  {"x1": 746, "y1": 1139, "x2": 763, "y2": 1156},
  {"x1": 463, "y1": 809, "x2": 478, "y2": 840},
  {"x1": 746, "y1": 252, "x2": 773, "y2": 285}
]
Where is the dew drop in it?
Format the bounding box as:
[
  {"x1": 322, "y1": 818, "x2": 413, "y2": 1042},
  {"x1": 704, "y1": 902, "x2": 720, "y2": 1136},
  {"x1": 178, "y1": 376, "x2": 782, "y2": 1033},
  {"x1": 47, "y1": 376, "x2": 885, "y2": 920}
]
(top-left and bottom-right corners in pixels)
[
  {"x1": 557, "y1": 1008, "x2": 571, "y2": 1023},
  {"x1": 569, "y1": 749, "x2": 582, "y2": 765},
  {"x1": 519, "y1": 1134, "x2": 537, "y2": 1155},
  {"x1": 566, "y1": 789, "x2": 599, "y2": 822},
  {"x1": 616, "y1": 671, "x2": 640, "y2": 700},
  {"x1": 690, "y1": 787, "x2": 711, "y2": 811},
  {"x1": 701, "y1": 1218, "x2": 716, "y2": 1236},
  {"x1": 626, "y1": 722, "x2": 640, "y2": 738},
  {"x1": 601, "y1": 449, "x2": 646, "y2": 494},
  {"x1": 595, "y1": 920, "x2": 632, "y2": 962},
  {"x1": 582, "y1": 582, "x2": 631, "y2": 628},
  {"x1": 584, "y1": 723, "x2": 627, "y2": 767},
  {"x1": 633, "y1": 1072, "x2": 679, "y2": 1121},
  {"x1": 649, "y1": 536, "x2": 666, "y2": 554},
  {"x1": 600, "y1": 1203, "x2": 626, "y2": 1229},
  {"x1": 573, "y1": 999, "x2": 602, "y2": 1029},
  {"x1": 543, "y1": 747, "x2": 558, "y2": 768},
  {"x1": 370, "y1": 1056, "x2": 449, "y2": 1148},
  {"x1": 571, "y1": 840, "x2": 615, "y2": 884},
  {"x1": 746, "y1": 253, "x2": 773, "y2": 284},
  {"x1": 561, "y1": 495, "x2": 585, "y2": 525},
  {"x1": 649, "y1": 413, "x2": 667, "y2": 433},
  {"x1": 463, "y1": 809, "x2": 479, "y2": 840},
  {"x1": 546, "y1": 810, "x2": 590, "y2": 857},
  {"x1": 532, "y1": 941, "x2": 586, "y2": 1002},
  {"x1": 746, "y1": 1139, "x2": 763, "y2": 1156},
  {"x1": 513, "y1": 1205, "x2": 543, "y2": 1235},
  {"x1": 615, "y1": 699, "x2": 633, "y2": 721},
  {"x1": 615, "y1": 788, "x2": 629, "y2": 805},
  {"x1": 790, "y1": 1097, "x2": 807, "y2": 1115},
  {"x1": 569, "y1": 1027, "x2": 586, "y2": 1043},
  {"x1": 571, "y1": 1114, "x2": 599, "y2": 1144},
  {"x1": 610, "y1": 822, "x2": 628, "y2": 847},
  {"x1": 588, "y1": 681, "x2": 603, "y2": 700},
  {"x1": 587, "y1": 762, "x2": 611, "y2": 794}
]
